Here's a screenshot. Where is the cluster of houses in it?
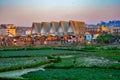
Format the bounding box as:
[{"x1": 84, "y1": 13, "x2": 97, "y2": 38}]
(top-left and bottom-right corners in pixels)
[{"x1": 0, "y1": 20, "x2": 120, "y2": 46}]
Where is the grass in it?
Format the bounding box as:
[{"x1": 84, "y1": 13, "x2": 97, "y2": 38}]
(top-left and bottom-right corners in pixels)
[
  {"x1": 45, "y1": 55, "x2": 120, "y2": 70},
  {"x1": 0, "y1": 49, "x2": 77, "y2": 57},
  {"x1": 0, "y1": 45, "x2": 120, "y2": 79},
  {"x1": 0, "y1": 48, "x2": 80, "y2": 72},
  {"x1": 85, "y1": 51, "x2": 120, "y2": 61},
  {"x1": 53, "y1": 45, "x2": 120, "y2": 53},
  {"x1": 0, "y1": 57, "x2": 49, "y2": 72},
  {"x1": 22, "y1": 68, "x2": 120, "y2": 80},
  {"x1": 0, "y1": 46, "x2": 51, "y2": 51},
  {"x1": 0, "y1": 77, "x2": 23, "y2": 80},
  {"x1": 0, "y1": 46, "x2": 120, "y2": 72}
]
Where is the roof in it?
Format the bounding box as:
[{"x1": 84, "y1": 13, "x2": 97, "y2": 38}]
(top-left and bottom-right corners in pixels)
[{"x1": 88, "y1": 31, "x2": 101, "y2": 34}]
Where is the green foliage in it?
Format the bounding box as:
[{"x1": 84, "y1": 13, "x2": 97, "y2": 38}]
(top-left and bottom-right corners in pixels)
[
  {"x1": 82, "y1": 46, "x2": 97, "y2": 50},
  {"x1": 22, "y1": 68, "x2": 120, "y2": 80},
  {"x1": 0, "y1": 45, "x2": 120, "y2": 74},
  {"x1": 106, "y1": 46, "x2": 119, "y2": 50},
  {"x1": 0, "y1": 77, "x2": 23, "y2": 80},
  {"x1": 45, "y1": 54, "x2": 120, "y2": 70},
  {"x1": 0, "y1": 57, "x2": 49, "y2": 72},
  {"x1": 55, "y1": 56, "x2": 62, "y2": 63},
  {"x1": 28, "y1": 76, "x2": 44, "y2": 80},
  {"x1": 0, "y1": 50, "x2": 76, "y2": 57},
  {"x1": 1, "y1": 46, "x2": 51, "y2": 51},
  {"x1": 97, "y1": 33, "x2": 114, "y2": 44},
  {"x1": 47, "y1": 55, "x2": 56, "y2": 59}
]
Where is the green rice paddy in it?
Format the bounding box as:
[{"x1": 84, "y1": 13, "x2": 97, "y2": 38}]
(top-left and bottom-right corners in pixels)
[{"x1": 0, "y1": 45, "x2": 120, "y2": 80}]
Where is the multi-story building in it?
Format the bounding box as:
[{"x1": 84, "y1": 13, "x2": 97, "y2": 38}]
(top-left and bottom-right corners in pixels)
[
  {"x1": 87, "y1": 25, "x2": 108, "y2": 33},
  {"x1": 87, "y1": 26, "x2": 98, "y2": 32},
  {"x1": 0, "y1": 24, "x2": 16, "y2": 37},
  {"x1": 15, "y1": 26, "x2": 32, "y2": 36},
  {"x1": 113, "y1": 27, "x2": 120, "y2": 35},
  {"x1": 87, "y1": 25, "x2": 109, "y2": 42}
]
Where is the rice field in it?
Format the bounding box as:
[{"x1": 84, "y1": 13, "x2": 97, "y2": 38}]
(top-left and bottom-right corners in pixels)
[
  {"x1": 45, "y1": 55, "x2": 120, "y2": 69},
  {"x1": 22, "y1": 68, "x2": 120, "y2": 80},
  {"x1": 0, "y1": 49, "x2": 76, "y2": 57},
  {"x1": 0, "y1": 45, "x2": 120, "y2": 80},
  {"x1": 22, "y1": 55, "x2": 120, "y2": 80},
  {"x1": 0, "y1": 57, "x2": 47, "y2": 72}
]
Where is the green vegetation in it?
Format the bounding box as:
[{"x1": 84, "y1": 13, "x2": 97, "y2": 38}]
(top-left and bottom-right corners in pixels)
[
  {"x1": 45, "y1": 55, "x2": 120, "y2": 70},
  {"x1": 0, "y1": 48, "x2": 79, "y2": 72},
  {"x1": 0, "y1": 46, "x2": 51, "y2": 51},
  {"x1": 22, "y1": 68, "x2": 120, "y2": 80},
  {"x1": 0, "y1": 57, "x2": 49, "y2": 72},
  {"x1": 54, "y1": 45, "x2": 120, "y2": 53},
  {"x1": 86, "y1": 51, "x2": 120, "y2": 61},
  {"x1": 0, "y1": 49, "x2": 76, "y2": 57},
  {"x1": 0, "y1": 45, "x2": 120, "y2": 80},
  {"x1": 0, "y1": 77, "x2": 23, "y2": 80},
  {"x1": 97, "y1": 33, "x2": 114, "y2": 44}
]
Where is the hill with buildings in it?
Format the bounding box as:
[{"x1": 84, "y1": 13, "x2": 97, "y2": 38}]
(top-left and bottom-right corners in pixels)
[{"x1": 87, "y1": 20, "x2": 120, "y2": 27}]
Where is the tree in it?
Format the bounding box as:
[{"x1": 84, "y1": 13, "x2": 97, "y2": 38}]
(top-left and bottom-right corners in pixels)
[{"x1": 97, "y1": 33, "x2": 114, "y2": 44}]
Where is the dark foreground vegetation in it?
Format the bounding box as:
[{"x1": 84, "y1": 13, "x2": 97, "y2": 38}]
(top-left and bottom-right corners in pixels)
[
  {"x1": 0, "y1": 45, "x2": 120, "y2": 80},
  {"x1": 23, "y1": 68, "x2": 120, "y2": 80}
]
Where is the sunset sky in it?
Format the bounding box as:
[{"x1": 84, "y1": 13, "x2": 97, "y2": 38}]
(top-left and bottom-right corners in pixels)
[{"x1": 0, "y1": 0, "x2": 120, "y2": 27}]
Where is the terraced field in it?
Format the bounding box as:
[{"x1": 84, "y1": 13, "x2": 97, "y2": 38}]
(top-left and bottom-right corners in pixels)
[
  {"x1": 0, "y1": 46, "x2": 120, "y2": 80},
  {"x1": 22, "y1": 68, "x2": 120, "y2": 80},
  {"x1": 0, "y1": 49, "x2": 76, "y2": 57},
  {"x1": 0, "y1": 49, "x2": 78, "y2": 72},
  {"x1": 0, "y1": 57, "x2": 47, "y2": 72},
  {"x1": 45, "y1": 54, "x2": 120, "y2": 69}
]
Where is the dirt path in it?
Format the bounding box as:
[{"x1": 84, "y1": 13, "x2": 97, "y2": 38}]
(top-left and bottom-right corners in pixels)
[{"x1": 0, "y1": 65, "x2": 46, "y2": 79}]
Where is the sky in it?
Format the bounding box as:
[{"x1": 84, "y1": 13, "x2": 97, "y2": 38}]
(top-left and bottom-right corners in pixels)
[{"x1": 0, "y1": 0, "x2": 120, "y2": 27}]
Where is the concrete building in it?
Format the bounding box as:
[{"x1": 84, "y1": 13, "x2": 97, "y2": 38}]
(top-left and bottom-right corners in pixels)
[
  {"x1": 87, "y1": 25, "x2": 108, "y2": 33},
  {"x1": 84, "y1": 32, "x2": 93, "y2": 43},
  {"x1": 0, "y1": 24, "x2": 16, "y2": 37},
  {"x1": 113, "y1": 27, "x2": 120, "y2": 35},
  {"x1": 15, "y1": 26, "x2": 32, "y2": 36},
  {"x1": 32, "y1": 20, "x2": 87, "y2": 36}
]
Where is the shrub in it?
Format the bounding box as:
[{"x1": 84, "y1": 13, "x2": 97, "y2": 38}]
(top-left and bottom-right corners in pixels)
[
  {"x1": 55, "y1": 56, "x2": 62, "y2": 63},
  {"x1": 47, "y1": 55, "x2": 55, "y2": 59}
]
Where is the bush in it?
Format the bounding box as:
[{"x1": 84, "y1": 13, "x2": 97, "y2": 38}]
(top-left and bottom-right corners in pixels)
[
  {"x1": 55, "y1": 56, "x2": 62, "y2": 63},
  {"x1": 47, "y1": 55, "x2": 56, "y2": 59},
  {"x1": 53, "y1": 56, "x2": 62, "y2": 63}
]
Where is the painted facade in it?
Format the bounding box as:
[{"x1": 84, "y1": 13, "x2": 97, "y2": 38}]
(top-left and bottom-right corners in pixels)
[{"x1": 0, "y1": 24, "x2": 16, "y2": 37}]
